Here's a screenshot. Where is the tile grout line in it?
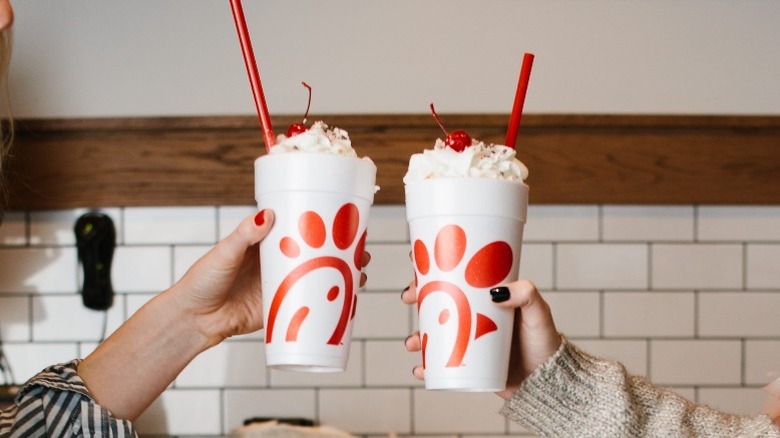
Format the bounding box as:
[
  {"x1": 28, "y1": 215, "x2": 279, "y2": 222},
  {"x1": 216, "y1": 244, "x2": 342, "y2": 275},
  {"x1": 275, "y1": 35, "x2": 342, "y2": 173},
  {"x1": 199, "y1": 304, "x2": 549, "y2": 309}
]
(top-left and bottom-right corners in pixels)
[
  {"x1": 598, "y1": 205, "x2": 604, "y2": 242},
  {"x1": 693, "y1": 290, "x2": 699, "y2": 339},
  {"x1": 742, "y1": 242, "x2": 748, "y2": 291}
]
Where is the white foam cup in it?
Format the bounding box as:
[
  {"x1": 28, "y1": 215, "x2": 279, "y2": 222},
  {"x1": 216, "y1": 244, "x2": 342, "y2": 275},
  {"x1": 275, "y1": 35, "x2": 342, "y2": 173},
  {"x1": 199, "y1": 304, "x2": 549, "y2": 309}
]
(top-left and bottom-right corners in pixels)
[
  {"x1": 255, "y1": 152, "x2": 376, "y2": 372},
  {"x1": 405, "y1": 178, "x2": 528, "y2": 391}
]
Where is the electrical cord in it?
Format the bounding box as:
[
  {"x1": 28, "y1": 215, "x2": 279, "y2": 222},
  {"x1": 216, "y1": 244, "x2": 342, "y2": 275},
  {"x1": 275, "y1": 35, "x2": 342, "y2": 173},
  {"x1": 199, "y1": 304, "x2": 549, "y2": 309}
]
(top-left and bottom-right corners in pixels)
[
  {"x1": 0, "y1": 345, "x2": 19, "y2": 407},
  {"x1": 0, "y1": 343, "x2": 15, "y2": 385},
  {"x1": 99, "y1": 309, "x2": 108, "y2": 344}
]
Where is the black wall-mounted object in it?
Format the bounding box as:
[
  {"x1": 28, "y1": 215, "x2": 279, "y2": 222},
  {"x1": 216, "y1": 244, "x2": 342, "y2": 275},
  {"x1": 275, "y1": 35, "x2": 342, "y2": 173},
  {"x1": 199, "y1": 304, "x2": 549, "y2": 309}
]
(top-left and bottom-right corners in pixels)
[{"x1": 75, "y1": 212, "x2": 116, "y2": 311}]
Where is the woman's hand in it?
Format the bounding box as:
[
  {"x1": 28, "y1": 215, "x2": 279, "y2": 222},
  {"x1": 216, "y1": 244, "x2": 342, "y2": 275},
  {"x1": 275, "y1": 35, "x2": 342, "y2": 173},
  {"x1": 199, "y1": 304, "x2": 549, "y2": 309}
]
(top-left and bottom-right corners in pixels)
[
  {"x1": 170, "y1": 209, "x2": 371, "y2": 347},
  {"x1": 170, "y1": 210, "x2": 371, "y2": 345},
  {"x1": 79, "y1": 210, "x2": 275, "y2": 420},
  {"x1": 80, "y1": 209, "x2": 370, "y2": 420},
  {"x1": 401, "y1": 279, "x2": 562, "y2": 400},
  {"x1": 168, "y1": 209, "x2": 275, "y2": 346}
]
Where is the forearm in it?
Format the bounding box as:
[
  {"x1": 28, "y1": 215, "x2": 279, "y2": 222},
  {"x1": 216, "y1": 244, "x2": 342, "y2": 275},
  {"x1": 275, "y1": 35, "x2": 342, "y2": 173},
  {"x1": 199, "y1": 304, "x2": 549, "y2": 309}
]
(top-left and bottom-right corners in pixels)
[
  {"x1": 501, "y1": 338, "x2": 780, "y2": 437},
  {"x1": 77, "y1": 289, "x2": 212, "y2": 421},
  {"x1": 73, "y1": 211, "x2": 270, "y2": 422}
]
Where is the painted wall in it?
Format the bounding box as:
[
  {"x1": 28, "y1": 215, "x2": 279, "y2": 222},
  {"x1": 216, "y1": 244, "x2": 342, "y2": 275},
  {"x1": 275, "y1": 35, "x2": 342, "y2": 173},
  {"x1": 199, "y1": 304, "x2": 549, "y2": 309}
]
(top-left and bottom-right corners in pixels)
[{"x1": 7, "y1": 0, "x2": 780, "y2": 118}]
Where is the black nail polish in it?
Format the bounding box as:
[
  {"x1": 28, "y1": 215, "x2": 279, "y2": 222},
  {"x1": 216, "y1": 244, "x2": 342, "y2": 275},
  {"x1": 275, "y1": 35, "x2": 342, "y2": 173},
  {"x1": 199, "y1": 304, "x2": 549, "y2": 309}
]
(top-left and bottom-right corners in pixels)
[{"x1": 490, "y1": 286, "x2": 510, "y2": 303}]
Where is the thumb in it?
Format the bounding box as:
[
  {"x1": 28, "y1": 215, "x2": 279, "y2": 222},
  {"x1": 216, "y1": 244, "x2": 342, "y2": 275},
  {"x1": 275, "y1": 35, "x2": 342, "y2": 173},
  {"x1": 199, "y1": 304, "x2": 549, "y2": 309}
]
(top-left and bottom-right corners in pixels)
[
  {"x1": 211, "y1": 209, "x2": 275, "y2": 265},
  {"x1": 491, "y1": 280, "x2": 556, "y2": 331},
  {"x1": 491, "y1": 279, "x2": 562, "y2": 356},
  {"x1": 238, "y1": 209, "x2": 275, "y2": 245},
  {"x1": 492, "y1": 279, "x2": 562, "y2": 384}
]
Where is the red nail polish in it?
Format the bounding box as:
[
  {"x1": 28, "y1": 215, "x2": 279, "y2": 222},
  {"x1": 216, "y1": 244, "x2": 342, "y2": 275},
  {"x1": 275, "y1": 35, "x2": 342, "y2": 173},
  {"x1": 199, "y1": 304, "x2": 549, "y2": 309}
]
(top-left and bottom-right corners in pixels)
[{"x1": 254, "y1": 210, "x2": 266, "y2": 227}]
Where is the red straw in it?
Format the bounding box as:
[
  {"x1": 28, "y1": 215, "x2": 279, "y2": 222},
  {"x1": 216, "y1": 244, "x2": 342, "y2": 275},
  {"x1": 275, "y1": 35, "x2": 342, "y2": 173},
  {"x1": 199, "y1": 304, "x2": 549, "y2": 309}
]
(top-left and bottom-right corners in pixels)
[
  {"x1": 229, "y1": 0, "x2": 275, "y2": 151},
  {"x1": 504, "y1": 52, "x2": 535, "y2": 149}
]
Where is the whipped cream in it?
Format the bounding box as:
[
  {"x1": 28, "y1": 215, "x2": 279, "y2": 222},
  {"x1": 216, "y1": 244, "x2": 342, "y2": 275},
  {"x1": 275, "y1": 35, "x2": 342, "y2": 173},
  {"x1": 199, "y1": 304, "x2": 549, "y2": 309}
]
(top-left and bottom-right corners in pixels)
[
  {"x1": 271, "y1": 121, "x2": 357, "y2": 157},
  {"x1": 269, "y1": 120, "x2": 379, "y2": 193},
  {"x1": 403, "y1": 138, "x2": 529, "y2": 184}
]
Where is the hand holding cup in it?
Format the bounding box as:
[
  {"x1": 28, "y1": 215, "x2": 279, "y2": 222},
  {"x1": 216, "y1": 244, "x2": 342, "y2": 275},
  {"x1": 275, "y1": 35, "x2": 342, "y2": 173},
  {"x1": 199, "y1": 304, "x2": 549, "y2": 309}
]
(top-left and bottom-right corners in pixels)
[{"x1": 402, "y1": 279, "x2": 562, "y2": 399}]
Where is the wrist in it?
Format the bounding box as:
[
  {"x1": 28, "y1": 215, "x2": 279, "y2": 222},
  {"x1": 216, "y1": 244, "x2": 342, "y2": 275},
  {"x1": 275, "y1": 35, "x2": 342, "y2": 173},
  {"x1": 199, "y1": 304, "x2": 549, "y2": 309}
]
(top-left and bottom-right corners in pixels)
[
  {"x1": 163, "y1": 283, "x2": 225, "y2": 351},
  {"x1": 78, "y1": 288, "x2": 212, "y2": 420}
]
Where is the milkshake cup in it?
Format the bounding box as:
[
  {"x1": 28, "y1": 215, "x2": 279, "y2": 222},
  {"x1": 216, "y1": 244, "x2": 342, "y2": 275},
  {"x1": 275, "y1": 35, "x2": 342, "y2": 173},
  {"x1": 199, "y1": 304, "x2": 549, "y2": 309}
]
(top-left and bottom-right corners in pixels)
[
  {"x1": 406, "y1": 177, "x2": 528, "y2": 391},
  {"x1": 255, "y1": 151, "x2": 376, "y2": 372},
  {"x1": 403, "y1": 123, "x2": 530, "y2": 391}
]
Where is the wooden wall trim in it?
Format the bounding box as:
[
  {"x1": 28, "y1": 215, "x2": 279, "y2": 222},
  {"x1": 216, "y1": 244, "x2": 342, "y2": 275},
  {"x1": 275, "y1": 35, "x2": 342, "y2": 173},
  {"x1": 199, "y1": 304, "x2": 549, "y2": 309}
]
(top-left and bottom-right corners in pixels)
[{"x1": 7, "y1": 114, "x2": 780, "y2": 209}]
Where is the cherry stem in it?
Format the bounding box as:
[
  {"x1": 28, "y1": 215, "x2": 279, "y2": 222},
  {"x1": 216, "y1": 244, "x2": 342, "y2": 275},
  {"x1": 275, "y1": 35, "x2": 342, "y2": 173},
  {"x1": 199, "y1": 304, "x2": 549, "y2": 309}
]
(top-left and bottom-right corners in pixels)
[
  {"x1": 429, "y1": 103, "x2": 449, "y2": 136},
  {"x1": 301, "y1": 81, "x2": 312, "y2": 124}
]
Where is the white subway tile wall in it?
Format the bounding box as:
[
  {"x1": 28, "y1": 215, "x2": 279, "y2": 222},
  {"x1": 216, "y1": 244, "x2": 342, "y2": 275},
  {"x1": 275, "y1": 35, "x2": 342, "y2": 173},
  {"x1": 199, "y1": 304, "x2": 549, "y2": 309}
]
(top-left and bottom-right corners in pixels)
[
  {"x1": 0, "y1": 204, "x2": 779, "y2": 437},
  {"x1": 602, "y1": 205, "x2": 695, "y2": 242},
  {"x1": 0, "y1": 247, "x2": 78, "y2": 293},
  {"x1": 747, "y1": 244, "x2": 780, "y2": 289},
  {"x1": 30, "y1": 208, "x2": 123, "y2": 246},
  {"x1": 651, "y1": 244, "x2": 743, "y2": 290},
  {"x1": 0, "y1": 212, "x2": 27, "y2": 246},
  {"x1": 123, "y1": 206, "x2": 218, "y2": 245},
  {"x1": 31, "y1": 295, "x2": 124, "y2": 342},
  {"x1": 112, "y1": 249, "x2": 172, "y2": 297},
  {"x1": 746, "y1": 340, "x2": 780, "y2": 385}
]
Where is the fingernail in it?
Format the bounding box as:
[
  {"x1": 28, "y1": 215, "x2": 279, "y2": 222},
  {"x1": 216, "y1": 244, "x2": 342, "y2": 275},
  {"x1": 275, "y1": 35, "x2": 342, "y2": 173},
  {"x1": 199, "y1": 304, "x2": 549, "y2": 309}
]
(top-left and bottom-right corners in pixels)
[
  {"x1": 490, "y1": 286, "x2": 510, "y2": 303},
  {"x1": 404, "y1": 335, "x2": 412, "y2": 346},
  {"x1": 254, "y1": 210, "x2": 266, "y2": 227},
  {"x1": 401, "y1": 285, "x2": 410, "y2": 298}
]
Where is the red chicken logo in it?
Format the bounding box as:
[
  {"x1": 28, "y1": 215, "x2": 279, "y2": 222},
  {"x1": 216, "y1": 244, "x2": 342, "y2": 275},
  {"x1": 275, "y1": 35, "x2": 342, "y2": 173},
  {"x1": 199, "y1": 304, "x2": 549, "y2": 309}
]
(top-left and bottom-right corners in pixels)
[
  {"x1": 265, "y1": 203, "x2": 367, "y2": 346},
  {"x1": 414, "y1": 224, "x2": 513, "y2": 368}
]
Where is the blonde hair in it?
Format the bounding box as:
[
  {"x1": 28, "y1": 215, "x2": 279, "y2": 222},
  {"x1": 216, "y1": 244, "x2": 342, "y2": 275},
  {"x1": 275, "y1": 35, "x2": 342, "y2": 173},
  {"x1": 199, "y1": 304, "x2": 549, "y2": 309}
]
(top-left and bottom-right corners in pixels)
[{"x1": 0, "y1": 27, "x2": 11, "y2": 212}]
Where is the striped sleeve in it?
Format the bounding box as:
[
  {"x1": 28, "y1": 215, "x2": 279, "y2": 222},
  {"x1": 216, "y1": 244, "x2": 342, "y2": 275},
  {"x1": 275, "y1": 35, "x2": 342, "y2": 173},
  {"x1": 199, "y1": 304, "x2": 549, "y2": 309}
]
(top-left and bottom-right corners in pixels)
[{"x1": 0, "y1": 360, "x2": 137, "y2": 437}]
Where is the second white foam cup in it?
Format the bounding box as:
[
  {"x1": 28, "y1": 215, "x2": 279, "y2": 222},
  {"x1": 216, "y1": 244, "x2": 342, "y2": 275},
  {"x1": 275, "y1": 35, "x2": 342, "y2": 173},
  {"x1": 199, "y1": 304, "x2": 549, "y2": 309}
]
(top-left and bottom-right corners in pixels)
[
  {"x1": 255, "y1": 152, "x2": 376, "y2": 372},
  {"x1": 405, "y1": 178, "x2": 528, "y2": 391}
]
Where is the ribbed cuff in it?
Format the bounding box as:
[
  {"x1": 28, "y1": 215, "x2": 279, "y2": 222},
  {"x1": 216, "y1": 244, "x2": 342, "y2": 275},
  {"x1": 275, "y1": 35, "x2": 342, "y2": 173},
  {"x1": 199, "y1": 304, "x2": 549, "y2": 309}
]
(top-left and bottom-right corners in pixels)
[{"x1": 499, "y1": 338, "x2": 633, "y2": 437}]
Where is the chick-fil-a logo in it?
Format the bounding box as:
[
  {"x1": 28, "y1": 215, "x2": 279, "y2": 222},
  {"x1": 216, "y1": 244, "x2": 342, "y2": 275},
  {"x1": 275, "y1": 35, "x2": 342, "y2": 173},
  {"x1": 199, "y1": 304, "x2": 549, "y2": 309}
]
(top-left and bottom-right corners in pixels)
[
  {"x1": 414, "y1": 224, "x2": 513, "y2": 368},
  {"x1": 265, "y1": 203, "x2": 366, "y2": 346}
]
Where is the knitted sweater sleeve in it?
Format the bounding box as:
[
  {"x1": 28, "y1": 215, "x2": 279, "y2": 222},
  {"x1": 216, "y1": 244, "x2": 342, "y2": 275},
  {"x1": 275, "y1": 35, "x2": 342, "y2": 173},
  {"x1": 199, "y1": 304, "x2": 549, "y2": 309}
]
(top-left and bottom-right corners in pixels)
[{"x1": 500, "y1": 338, "x2": 780, "y2": 438}]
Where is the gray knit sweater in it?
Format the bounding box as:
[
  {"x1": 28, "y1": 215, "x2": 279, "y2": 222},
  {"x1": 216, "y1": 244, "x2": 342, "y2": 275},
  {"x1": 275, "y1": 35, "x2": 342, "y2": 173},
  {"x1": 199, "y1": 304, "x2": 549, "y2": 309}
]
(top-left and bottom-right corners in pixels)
[{"x1": 500, "y1": 339, "x2": 780, "y2": 437}]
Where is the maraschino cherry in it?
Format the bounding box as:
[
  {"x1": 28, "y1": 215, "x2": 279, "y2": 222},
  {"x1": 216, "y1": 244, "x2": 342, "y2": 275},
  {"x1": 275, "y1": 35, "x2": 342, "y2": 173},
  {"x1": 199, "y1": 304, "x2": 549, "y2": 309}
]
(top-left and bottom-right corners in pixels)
[
  {"x1": 287, "y1": 82, "x2": 313, "y2": 137},
  {"x1": 430, "y1": 103, "x2": 472, "y2": 152}
]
